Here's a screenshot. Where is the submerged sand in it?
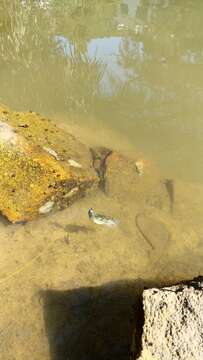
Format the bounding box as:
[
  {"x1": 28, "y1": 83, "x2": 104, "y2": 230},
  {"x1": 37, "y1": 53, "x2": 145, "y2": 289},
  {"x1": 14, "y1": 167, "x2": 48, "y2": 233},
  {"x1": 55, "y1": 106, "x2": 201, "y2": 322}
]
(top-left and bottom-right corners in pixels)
[{"x1": 0, "y1": 120, "x2": 202, "y2": 360}]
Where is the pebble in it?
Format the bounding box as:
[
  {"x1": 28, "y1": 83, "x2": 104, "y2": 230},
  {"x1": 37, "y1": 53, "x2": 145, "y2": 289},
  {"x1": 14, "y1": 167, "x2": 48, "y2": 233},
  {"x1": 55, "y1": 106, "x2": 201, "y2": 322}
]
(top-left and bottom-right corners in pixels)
[{"x1": 39, "y1": 201, "x2": 54, "y2": 214}]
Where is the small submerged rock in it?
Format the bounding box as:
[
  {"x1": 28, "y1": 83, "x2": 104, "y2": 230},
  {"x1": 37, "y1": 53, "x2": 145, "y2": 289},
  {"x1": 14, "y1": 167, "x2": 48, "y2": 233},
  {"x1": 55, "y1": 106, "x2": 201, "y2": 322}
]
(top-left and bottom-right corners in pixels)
[
  {"x1": 135, "y1": 160, "x2": 144, "y2": 176},
  {"x1": 68, "y1": 159, "x2": 82, "y2": 168},
  {"x1": 43, "y1": 146, "x2": 61, "y2": 161},
  {"x1": 39, "y1": 201, "x2": 55, "y2": 214},
  {"x1": 0, "y1": 121, "x2": 17, "y2": 146}
]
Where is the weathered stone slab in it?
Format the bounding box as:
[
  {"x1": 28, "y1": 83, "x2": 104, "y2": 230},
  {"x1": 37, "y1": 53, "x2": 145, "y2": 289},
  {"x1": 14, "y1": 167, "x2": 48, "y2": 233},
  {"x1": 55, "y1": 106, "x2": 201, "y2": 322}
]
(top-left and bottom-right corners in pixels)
[
  {"x1": 137, "y1": 278, "x2": 203, "y2": 360},
  {"x1": 0, "y1": 105, "x2": 98, "y2": 222}
]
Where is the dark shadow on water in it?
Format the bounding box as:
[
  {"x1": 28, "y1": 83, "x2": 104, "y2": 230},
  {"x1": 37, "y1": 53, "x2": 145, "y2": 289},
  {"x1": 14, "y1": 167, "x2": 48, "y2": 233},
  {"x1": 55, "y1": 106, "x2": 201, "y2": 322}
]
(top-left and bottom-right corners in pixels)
[{"x1": 41, "y1": 279, "x2": 158, "y2": 360}]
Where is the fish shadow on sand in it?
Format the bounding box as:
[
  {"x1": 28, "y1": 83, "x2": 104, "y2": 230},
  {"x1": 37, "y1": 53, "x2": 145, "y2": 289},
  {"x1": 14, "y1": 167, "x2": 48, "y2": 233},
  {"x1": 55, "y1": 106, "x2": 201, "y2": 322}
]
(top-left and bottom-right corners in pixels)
[
  {"x1": 64, "y1": 224, "x2": 96, "y2": 234},
  {"x1": 51, "y1": 222, "x2": 96, "y2": 234},
  {"x1": 41, "y1": 279, "x2": 160, "y2": 360}
]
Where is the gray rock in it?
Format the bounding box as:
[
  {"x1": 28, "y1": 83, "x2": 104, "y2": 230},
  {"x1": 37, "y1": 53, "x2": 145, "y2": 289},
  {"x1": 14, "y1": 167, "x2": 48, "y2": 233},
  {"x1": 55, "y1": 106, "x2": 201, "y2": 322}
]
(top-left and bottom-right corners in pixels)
[{"x1": 137, "y1": 278, "x2": 203, "y2": 360}]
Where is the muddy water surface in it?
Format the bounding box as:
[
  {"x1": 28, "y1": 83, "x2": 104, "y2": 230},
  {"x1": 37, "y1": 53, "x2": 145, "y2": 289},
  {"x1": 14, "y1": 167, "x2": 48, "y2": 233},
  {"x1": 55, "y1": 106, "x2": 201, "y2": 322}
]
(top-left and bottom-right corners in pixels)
[{"x1": 0, "y1": 1, "x2": 203, "y2": 359}]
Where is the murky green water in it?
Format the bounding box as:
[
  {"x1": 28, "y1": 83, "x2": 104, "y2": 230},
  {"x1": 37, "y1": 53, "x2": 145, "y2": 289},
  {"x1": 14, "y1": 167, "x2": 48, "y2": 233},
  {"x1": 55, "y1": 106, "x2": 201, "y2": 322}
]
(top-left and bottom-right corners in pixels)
[
  {"x1": 1, "y1": 0, "x2": 203, "y2": 181},
  {"x1": 0, "y1": 1, "x2": 203, "y2": 360}
]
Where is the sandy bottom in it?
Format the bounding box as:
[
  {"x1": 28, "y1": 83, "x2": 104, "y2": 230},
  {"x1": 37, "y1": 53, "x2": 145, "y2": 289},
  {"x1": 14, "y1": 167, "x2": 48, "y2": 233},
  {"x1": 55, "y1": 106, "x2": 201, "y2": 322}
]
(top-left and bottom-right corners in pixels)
[{"x1": 0, "y1": 120, "x2": 203, "y2": 360}]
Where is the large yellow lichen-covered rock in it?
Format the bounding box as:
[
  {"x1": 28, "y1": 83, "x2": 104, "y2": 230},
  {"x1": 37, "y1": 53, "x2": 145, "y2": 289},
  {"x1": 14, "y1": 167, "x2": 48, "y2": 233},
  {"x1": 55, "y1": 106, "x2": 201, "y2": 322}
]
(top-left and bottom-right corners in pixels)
[{"x1": 0, "y1": 105, "x2": 98, "y2": 222}]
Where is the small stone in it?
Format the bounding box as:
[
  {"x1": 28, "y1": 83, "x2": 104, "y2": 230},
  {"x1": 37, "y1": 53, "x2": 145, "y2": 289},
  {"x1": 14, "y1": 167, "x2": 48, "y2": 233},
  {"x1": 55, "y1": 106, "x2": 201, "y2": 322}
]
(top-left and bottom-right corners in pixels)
[
  {"x1": 0, "y1": 121, "x2": 17, "y2": 146},
  {"x1": 39, "y1": 201, "x2": 54, "y2": 214},
  {"x1": 135, "y1": 160, "x2": 144, "y2": 176},
  {"x1": 68, "y1": 159, "x2": 82, "y2": 168},
  {"x1": 64, "y1": 187, "x2": 79, "y2": 198},
  {"x1": 43, "y1": 146, "x2": 61, "y2": 161}
]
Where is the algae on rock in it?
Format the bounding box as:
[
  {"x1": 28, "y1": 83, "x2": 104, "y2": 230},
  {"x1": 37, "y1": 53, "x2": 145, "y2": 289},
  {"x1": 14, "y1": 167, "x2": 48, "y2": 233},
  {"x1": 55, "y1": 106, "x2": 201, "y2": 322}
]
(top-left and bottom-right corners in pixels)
[{"x1": 0, "y1": 104, "x2": 98, "y2": 222}]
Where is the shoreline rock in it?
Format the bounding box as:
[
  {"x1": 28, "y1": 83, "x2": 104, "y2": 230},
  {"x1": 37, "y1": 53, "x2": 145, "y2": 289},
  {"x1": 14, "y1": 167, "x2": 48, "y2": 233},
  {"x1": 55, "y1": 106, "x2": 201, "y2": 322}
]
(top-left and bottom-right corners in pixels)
[
  {"x1": 136, "y1": 277, "x2": 203, "y2": 360},
  {"x1": 0, "y1": 104, "x2": 98, "y2": 222}
]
